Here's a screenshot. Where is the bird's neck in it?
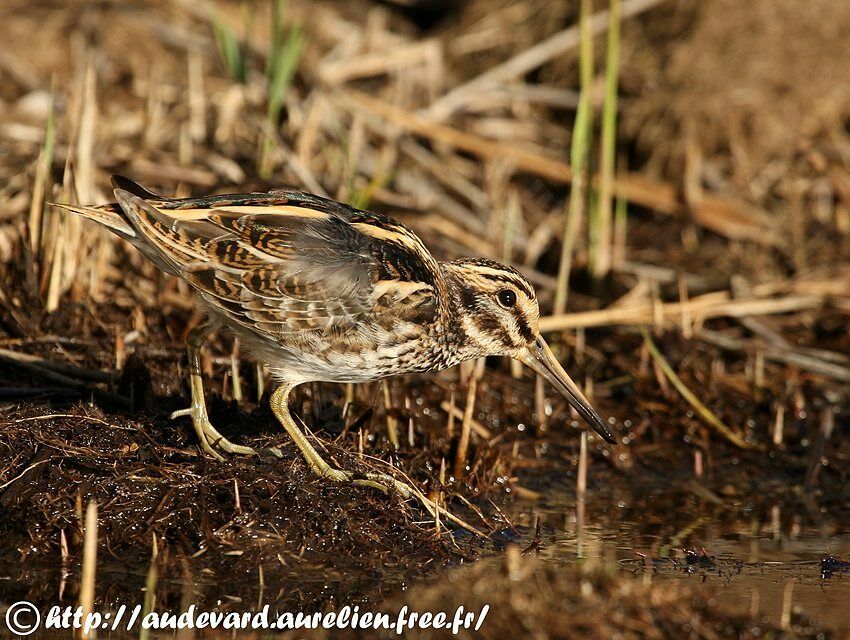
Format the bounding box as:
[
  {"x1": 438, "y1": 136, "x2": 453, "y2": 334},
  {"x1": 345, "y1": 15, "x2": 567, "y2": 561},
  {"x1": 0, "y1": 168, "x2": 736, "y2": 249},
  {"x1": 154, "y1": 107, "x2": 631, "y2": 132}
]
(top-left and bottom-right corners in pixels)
[{"x1": 435, "y1": 264, "x2": 482, "y2": 368}]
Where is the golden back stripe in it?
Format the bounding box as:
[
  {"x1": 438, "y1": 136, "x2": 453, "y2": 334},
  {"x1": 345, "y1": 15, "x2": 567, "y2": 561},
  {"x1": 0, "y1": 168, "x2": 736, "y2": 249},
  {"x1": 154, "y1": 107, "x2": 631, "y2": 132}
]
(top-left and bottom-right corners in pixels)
[
  {"x1": 166, "y1": 206, "x2": 332, "y2": 220},
  {"x1": 125, "y1": 201, "x2": 210, "y2": 263},
  {"x1": 352, "y1": 222, "x2": 435, "y2": 264}
]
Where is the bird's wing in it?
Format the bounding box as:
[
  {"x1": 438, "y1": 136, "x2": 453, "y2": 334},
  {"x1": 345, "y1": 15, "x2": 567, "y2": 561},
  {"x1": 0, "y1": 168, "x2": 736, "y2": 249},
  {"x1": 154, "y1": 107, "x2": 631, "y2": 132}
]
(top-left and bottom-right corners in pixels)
[{"x1": 110, "y1": 179, "x2": 441, "y2": 339}]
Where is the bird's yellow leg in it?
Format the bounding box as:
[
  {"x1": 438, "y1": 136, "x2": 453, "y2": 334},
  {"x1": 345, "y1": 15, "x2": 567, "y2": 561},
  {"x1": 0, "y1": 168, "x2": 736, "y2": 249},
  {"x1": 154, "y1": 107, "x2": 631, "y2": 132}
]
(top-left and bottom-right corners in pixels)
[
  {"x1": 171, "y1": 322, "x2": 281, "y2": 460},
  {"x1": 270, "y1": 383, "x2": 415, "y2": 495},
  {"x1": 270, "y1": 384, "x2": 487, "y2": 537}
]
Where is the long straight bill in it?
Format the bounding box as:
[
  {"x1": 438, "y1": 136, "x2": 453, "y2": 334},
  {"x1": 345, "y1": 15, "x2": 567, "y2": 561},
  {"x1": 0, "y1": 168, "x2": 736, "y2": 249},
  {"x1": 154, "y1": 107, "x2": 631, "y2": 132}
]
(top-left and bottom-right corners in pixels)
[{"x1": 521, "y1": 336, "x2": 617, "y2": 443}]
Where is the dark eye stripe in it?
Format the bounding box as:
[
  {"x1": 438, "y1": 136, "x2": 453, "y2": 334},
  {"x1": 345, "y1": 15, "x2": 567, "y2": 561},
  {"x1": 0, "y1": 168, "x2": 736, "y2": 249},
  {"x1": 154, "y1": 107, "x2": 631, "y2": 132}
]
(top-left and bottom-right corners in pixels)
[
  {"x1": 515, "y1": 307, "x2": 535, "y2": 342},
  {"x1": 473, "y1": 313, "x2": 512, "y2": 345}
]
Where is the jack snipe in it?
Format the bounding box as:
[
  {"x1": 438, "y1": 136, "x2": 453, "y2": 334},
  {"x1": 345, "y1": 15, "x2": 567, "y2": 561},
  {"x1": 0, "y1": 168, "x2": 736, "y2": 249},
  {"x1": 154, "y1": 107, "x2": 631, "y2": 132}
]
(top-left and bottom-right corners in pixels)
[{"x1": 58, "y1": 176, "x2": 616, "y2": 499}]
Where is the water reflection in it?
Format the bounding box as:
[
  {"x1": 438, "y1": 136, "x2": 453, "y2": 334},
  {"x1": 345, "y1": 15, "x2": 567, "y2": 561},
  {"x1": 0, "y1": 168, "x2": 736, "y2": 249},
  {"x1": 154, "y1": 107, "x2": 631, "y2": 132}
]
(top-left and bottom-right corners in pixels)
[{"x1": 512, "y1": 497, "x2": 850, "y2": 630}]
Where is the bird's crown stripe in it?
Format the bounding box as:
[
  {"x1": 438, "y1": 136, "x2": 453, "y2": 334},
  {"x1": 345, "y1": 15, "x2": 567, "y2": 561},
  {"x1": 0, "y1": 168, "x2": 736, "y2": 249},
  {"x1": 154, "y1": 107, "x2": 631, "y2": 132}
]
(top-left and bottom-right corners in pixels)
[{"x1": 464, "y1": 266, "x2": 535, "y2": 299}]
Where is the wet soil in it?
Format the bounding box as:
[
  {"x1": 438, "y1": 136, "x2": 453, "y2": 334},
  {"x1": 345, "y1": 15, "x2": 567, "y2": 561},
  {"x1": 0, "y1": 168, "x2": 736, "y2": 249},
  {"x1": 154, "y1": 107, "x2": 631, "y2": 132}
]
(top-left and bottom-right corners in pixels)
[{"x1": 0, "y1": 295, "x2": 848, "y2": 635}]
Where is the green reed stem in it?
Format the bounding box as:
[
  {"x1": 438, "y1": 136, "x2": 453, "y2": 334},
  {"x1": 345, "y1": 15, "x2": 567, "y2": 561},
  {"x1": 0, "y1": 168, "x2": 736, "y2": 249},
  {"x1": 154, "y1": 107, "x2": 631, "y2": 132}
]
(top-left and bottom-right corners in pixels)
[
  {"x1": 554, "y1": 0, "x2": 594, "y2": 315},
  {"x1": 590, "y1": 0, "x2": 620, "y2": 281}
]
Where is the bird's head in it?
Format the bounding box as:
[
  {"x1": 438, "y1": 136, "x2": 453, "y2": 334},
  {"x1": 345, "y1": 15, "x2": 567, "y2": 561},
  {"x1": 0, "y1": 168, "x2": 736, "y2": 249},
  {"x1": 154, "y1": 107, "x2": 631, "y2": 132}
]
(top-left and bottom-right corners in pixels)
[{"x1": 443, "y1": 258, "x2": 616, "y2": 444}]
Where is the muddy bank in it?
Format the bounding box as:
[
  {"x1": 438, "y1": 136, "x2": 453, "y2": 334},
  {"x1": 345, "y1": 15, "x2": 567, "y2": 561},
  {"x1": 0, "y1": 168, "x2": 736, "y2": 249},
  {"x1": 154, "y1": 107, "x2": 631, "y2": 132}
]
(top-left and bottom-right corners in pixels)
[{"x1": 0, "y1": 401, "x2": 494, "y2": 612}]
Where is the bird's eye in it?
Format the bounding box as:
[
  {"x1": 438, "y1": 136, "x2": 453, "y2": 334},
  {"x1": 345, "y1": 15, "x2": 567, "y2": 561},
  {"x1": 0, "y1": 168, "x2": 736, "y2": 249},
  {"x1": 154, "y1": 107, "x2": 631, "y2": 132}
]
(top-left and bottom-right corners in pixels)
[{"x1": 497, "y1": 289, "x2": 517, "y2": 308}]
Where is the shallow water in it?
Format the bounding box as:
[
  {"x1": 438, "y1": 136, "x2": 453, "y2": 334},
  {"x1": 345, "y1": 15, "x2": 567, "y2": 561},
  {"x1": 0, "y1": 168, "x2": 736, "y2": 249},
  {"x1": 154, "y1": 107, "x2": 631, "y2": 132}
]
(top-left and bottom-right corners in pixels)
[{"x1": 509, "y1": 496, "x2": 850, "y2": 631}]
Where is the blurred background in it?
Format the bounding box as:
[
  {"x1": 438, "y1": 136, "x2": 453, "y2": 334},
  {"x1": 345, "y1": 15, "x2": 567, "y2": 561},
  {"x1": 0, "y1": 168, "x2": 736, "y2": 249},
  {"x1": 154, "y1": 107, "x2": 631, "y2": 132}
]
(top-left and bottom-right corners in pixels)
[{"x1": 1, "y1": 0, "x2": 849, "y2": 636}]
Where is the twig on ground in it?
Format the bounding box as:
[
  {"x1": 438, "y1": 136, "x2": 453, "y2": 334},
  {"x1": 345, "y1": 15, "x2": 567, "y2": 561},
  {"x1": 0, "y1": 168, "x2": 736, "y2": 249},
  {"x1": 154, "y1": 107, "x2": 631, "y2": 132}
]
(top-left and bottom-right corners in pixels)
[{"x1": 642, "y1": 329, "x2": 754, "y2": 450}]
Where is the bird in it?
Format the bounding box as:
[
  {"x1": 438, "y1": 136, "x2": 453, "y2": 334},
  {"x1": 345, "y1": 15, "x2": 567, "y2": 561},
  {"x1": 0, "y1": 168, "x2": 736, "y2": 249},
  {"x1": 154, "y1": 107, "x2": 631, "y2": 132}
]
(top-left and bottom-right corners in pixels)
[{"x1": 56, "y1": 176, "x2": 616, "y2": 499}]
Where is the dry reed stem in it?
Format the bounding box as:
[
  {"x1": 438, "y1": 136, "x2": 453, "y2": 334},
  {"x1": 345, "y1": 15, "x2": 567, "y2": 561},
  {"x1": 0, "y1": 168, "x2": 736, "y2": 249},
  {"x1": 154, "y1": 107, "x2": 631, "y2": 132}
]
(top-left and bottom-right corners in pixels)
[
  {"x1": 678, "y1": 273, "x2": 693, "y2": 339},
  {"x1": 780, "y1": 580, "x2": 794, "y2": 630},
  {"x1": 642, "y1": 330, "x2": 753, "y2": 449},
  {"x1": 75, "y1": 59, "x2": 97, "y2": 204},
  {"x1": 422, "y1": 0, "x2": 670, "y2": 121},
  {"x1": 453, "y1": 358, "x2": 483, "y2": 480},
  {"x1": 188, "y1": 49, "x2": 207, "y2": 143},
  {"x1": 255, "y1": 364, "x2": 266, "y2": 402},
  {"x1": 45, "y1": 156, "x2": 71, "y2": 312},
  {"x1": 382, "y1": 379, "x2": 400, "y2": 448},
  {"x1": 613, "y1": 179, "x2": 628, "y2": 269},
  {"x1": 139, "y1": 539, "x2": 159, "y2": 640},
  {"x1": 577, "y1": 431, "x2": 588, "y2": 501},
  {"x1": 445, "y1": 391, "x2": 455, "y2": 438},
  {"x1": 772, "y1": 403, "x2": 785, "y2": 446},
  {"x1": 539, "y1": 293, "x2": 824, "y2": 332},
  {"x1": 79, "y1": 500, "x2": 97, "y2": 640},
  {"x1": 230, "y1": 339, "x2": 243, "y2": 403},
  {"x1": 27, "y1": 94, "x2": 55, "y2": 256},
  {"x1": 591, "y1": 0, "x2": 620, "y2": 279},
  {"x1": 319, "y1": 38, "x2": 441, "y2": 85},
  {"x1": 534, "y1": 375, "x2": 547, "y2": 432}
]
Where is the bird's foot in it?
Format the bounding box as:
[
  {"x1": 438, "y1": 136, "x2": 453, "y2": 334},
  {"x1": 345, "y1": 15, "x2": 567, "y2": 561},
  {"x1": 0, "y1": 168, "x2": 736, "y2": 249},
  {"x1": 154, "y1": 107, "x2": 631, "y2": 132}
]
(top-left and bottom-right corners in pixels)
[
  {"x1": 346, "y1": 470, "x2": 415, "y2": 499},
  {"x1": 170, "y1": 405, "x2": 282, "y2": 460},
  {"x1": 314, "y1": 462, "x2": 485, "y2": 537},
  {"x1": 302, "y1": 453, "x2": 408, "y2": 496}
]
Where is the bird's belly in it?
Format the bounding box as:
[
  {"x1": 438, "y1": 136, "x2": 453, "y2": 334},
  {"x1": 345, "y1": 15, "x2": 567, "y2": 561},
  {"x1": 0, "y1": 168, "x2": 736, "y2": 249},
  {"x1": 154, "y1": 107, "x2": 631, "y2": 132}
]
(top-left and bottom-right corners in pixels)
[
  {"x1": 269, "y1": 341, "x2": 430, "y2": 384},
  {"x1": 232, "y1": 319, "x2": 440, "y2": 384}
]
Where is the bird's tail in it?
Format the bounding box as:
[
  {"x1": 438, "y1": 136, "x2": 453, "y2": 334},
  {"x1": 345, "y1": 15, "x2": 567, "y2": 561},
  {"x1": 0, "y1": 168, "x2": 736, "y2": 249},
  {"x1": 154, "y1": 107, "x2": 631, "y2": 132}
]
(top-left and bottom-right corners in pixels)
[
  {"x1": 50, "y1": 176, "x2": 181, "y2": 276},
  {"x1": 50, "y1": 201, "x2": 137, "y2": 239},
  {"x1": 50, "y1": 174, "x2": 169, "y2": 238}
]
